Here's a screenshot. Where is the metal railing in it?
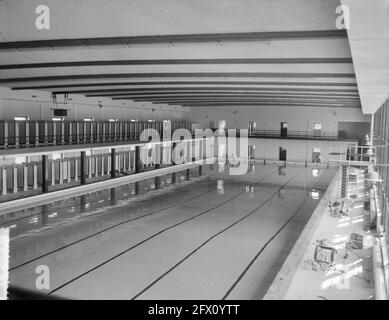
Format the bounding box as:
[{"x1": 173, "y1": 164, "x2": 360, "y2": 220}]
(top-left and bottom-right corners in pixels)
[
  {"x1": 0, "y1": 120, "x2": 192, "y2": 149},
  {"x1": 249, "y1": 129, "x2": 359, "y2": 141}
]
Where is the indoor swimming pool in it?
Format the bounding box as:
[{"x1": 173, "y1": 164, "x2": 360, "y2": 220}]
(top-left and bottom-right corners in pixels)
[{"x1": 2, "y1": 163, "x2": 337, "y2": 299}]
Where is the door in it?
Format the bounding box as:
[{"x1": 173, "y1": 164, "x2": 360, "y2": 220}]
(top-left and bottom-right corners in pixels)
[
  {"x1": 248, "y1": 145, "x2": 255, "y2": 160},
  {"x1": 313, "y1": 123, "x2": 322, "y2": 137},
  {"x1": 279, "y1": 147, "x2": 287, "y2": 161},
  {"x1": 248, "y1": 121, "x2": 256, "y2": 135},
  {"x1": 280, "y1": 122, "x2": 288, "y2": 138}
]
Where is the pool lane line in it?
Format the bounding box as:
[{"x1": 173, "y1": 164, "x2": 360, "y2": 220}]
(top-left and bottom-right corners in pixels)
[
  {"x1": 130, "y1": 168, "x2": 304, "y2": 300},
  {"x1": 222, "y1": 171, "x2": 327, "y2": 300},
  {"x1": 222, "y1": 200, "x2": 308, "y2": 299},
  {"x1": 48, "y1": 168, "x2": 278, "y2": 295},
  {"x1": 10, "y1": 172, "x2": 222, "y2": 270}
]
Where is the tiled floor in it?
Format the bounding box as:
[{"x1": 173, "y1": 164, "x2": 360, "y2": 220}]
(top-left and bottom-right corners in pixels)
[{"x1": 4, "y1": 164, "x2": 337, "y2": 299}]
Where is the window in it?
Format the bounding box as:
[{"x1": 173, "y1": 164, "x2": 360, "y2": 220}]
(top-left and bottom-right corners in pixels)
[
  {"x1": 14, "y1": 116, "x2": 29, "y2": 121},
  {"x1": 314, "y1": 123, "x2": 322, "y2": 130}
]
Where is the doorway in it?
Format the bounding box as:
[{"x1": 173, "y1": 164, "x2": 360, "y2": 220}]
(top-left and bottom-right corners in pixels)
[
  {"x1": 312, "y1": 147, "x2": 321, "y2": 162},
  {"x1": 279, "y1": 147, "x2": 287, "y2": 161},
  {"x1": 248, "y1": 121, "x2": 256, "y2": 135},
  {"x1": 313, "y1": 123, "x2": 322, "y2": 137},
  {"x1": 280, "y1": 122, "x2": 288, "y2": 138},
  {"x1": 248, "y1": 145, "x2": 255, "y2": 160}
]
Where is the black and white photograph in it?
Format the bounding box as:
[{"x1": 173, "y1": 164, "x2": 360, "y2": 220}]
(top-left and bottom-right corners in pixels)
[{"x1": 0, "y1": 0, "x2": 388, "y2": 309}]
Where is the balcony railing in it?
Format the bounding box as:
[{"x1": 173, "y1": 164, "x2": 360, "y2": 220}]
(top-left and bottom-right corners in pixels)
[{"x1": 249, "y1": 129, "x2": 359, "y2": 141}]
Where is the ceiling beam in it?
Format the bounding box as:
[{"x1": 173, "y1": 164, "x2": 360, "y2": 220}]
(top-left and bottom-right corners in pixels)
[
  {"x1": 107, "y1": 93, "x2": 360, "y2": 99},
  {"x1": 0, "y1": 72, "x2": 357, "y2": 84},
  {"x1": 11, "y1": 80, "x2": 357, "y2": 91},
  {"x1": 166, "y1": 101, "x2": 361, "y2": 108},
  {"x1": 0, "y1": 30, "x2": 347, "y2": 50},
  {"x1": 57, "y1": 87, "x2": 358, "y2": 95},
  {"x1": 0, "y1": 58, "x2": 352, "y2": 70}
]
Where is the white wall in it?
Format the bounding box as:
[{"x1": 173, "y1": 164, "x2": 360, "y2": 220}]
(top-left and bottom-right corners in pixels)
[
  {"x1": 0, "y1": 87, "x2": 188, "y2": 121},
  {"x1": 184, "y1": 105, "x2": 370, "y2": 132}
]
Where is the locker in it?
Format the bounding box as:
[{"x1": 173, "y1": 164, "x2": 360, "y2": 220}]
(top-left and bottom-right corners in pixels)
[
  {"x1": 29, "y1": 121, "x2": 36, "y2": 145},
  {"x1": 92, "y1": 122, "x2": 98, "y2": 142},
  {"x1": 64, "y1": 121, "x2": 70, "y2": 144},
  {"x1": 85, "y1": 122, "x2": 91, "y2": 143},
  {"x1": 104, "y1": 122, "x2": 110, "y2": 141},
  {"x1": 55, "y1": 122, "x2": 62, "y2": 144},
  {"x1": 8, "y1": 122, "x2": 15, "y2": 146},
  {"x1": 18, "y1": 121, "x2": 26, "y2": 145},
  {"x1": 79, "y1": 122, "x2": 84, "y2": 142},
  {"x1": 71, "y1": 121, "x2": 78, "y2": 143}
]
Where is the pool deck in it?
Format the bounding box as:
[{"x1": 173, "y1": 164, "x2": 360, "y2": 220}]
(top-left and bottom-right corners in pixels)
[{"x1": 265, "y1": 168, "x2": 375, "y2": 300}]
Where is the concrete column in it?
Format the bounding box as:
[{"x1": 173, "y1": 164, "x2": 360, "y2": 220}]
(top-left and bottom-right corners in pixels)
[
  {"x1": 12, "y1": 167, "x2": 18, "y2": 193},
  {"x1": 135, "y1": 146, "x2": 141, "y2": 173},
  {"x1": 59, "y1": 161, "x2": 64, "y2": 184},
  {"x1": 2, "y1": 168, "x2": 7, "y2": 195},
  {"x1": 4, "y1": 122, "x2": 8, "y2": 148},
  {"x1": 90, "y1": 123, "x2": 94, "y2": 143},
  {"x1": 107, "y1": 155, "x2": 111, "y2": 174},
  {"x1": 88, "y1": 158, "x2": 92, "y2": 179},
  {"x1": 83, "y1": 123, "x2": 87, "y2": 143},
  {"x1": 123, "y1": 123, "x2": 127, "y2": 141},
  {"x1": 23, "y1": 166, "x2": 28, "y2": 191},
  {"x1": 76, "y1": 122, "x2": 80, "y2": 144},
  {"x1": 96, "y1": 123, "x2": 100, "y2": 143},
  {"x1": 61, "y1": 122, "x2": 65, "y2": 145},
  {"x1": 111, "y1": 148, "x2": 116, "y2": 178},
  {"x1": 66, "y1": 160, "x2": 70, "y2": 182},
  {"x1": 25, "y1": 122, "x2": 30, "y2": 147},
  {"x1": 41, "y1": 155, "x2": 48, "y2": 192},
  {"x1": 95, "y1": 157, "x2": 99, "y2": 177},
  {"x1": 51, "y1": 162, "x2": 55, "y2": 186},
  {"x1": 102, "y1": 123, "x2": 105, "y2": 142},
  {"x1": 80, "y1": 151, "x2": 86, "y2": 185},
  {"x1": 186, "y1": 168, "x2": 190, "y2": 181},
  {"x1": 44, "y1": 122, "x2": 48, "y2": 145},
  {"x1": 15, "y1": 122, "x2": 20, "y2": 147},
  {"x1": 53, "y1": 123, "x2": 57, "y2": 145},
  {"x1": 101, "y1": 155, "x2": 105, "y2": 176},
  {"x1": 74, "y1": 159, "x2": 79, "y2": 181},
  {"x1": 68, "y1": 122, "x2": 73, "y2": 144},
  {"x1": 35, "y1": 122, "x2": 39, "y2": 146},
  {"x1": 33, "y1": 164, "x2": 38, "y2": 189}
]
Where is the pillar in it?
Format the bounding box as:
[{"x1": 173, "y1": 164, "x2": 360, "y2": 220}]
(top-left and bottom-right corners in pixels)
[
  {"x1": 111, "y1": 148, "x2": 116, "y2": 178},
  {"x1": 135, "y1": 146, "x2": 141, "y2": 173},
  {"x1": 80, "y1": 151, "x2": 86, "y2": 185},
  {"x1": 41, "y1": 155, "x2": 49, "y2": 192}
]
